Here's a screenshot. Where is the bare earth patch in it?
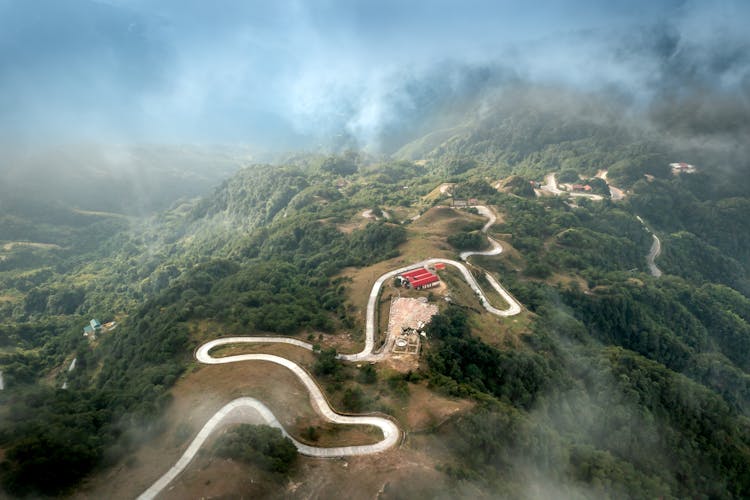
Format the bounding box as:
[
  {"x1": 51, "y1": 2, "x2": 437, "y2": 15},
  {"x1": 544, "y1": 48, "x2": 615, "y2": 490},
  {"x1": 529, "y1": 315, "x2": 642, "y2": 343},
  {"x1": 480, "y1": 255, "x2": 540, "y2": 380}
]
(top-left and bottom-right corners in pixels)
[
  {"x1": 75, "y1": 353, "x2": 382, "y2": 500},
  {"x1": 385, "y1": 297, "x2": 438, "y2": 372},
  {"x1": 1, "y1": 241, "x2": 62, "y2": 251},
  {"x1": 159, "y1": 439, "x2": 464, "y2": 500},
  {"x1": 406, "y1": 382, "x2": 474, "y2": 431}
]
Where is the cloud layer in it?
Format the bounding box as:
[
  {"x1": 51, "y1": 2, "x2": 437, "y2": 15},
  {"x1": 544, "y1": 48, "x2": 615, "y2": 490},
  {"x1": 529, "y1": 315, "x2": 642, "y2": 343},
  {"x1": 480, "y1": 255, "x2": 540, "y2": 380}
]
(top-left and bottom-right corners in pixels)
[{"x1": 0, "y1": 0, "x2": 748, "y2": 150}]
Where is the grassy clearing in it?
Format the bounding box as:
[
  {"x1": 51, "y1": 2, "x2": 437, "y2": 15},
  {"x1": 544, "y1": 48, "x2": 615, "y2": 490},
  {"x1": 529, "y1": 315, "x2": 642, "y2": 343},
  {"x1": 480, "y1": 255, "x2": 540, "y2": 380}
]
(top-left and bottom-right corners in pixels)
[
  {"x1": 439, "y1": 267, "x2": 484, "y2": 312},
  {"x1": 0, "y1": 292, "x2": 20, "y2": 304},
  {"x1": 181, "y1": 337, "x2": 386, "y2": 447},
  {"x1": 70, "y1": 273, "x2": 100, "y2": 286},
  {"x1": 421, "y1": 182, "x2": 455, "y2": 203},
  {"x1": 474, "y1": 270, "x2": 513, "y2": 310}
]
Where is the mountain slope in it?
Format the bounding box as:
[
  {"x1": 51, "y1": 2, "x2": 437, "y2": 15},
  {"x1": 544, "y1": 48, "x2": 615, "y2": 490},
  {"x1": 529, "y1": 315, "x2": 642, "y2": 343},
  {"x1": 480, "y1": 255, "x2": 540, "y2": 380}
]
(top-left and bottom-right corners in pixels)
[{"x1": 1, "y1": 107, "x2": 750, "y2": 497}]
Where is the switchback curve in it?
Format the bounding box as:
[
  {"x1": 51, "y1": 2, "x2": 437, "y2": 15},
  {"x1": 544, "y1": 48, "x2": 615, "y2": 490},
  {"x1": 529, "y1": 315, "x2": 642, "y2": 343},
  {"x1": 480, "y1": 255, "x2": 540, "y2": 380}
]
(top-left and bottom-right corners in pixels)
[{"x1": 139, "y1": 205, "x2": 520, "y2": 499}]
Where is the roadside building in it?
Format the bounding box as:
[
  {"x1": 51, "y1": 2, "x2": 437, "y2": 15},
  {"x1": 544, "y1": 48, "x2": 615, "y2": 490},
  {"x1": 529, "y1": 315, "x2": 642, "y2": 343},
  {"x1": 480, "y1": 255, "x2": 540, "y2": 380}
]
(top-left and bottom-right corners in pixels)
[
  {"x1": 83, "y1": 318, "x2": 103, "y2": 338},
  {"x1": 670, "y1": 162, "x2": 696, "y2": 174},
  {"x1": 400, "y1": 268, "x2": 440, "y2": 290}
]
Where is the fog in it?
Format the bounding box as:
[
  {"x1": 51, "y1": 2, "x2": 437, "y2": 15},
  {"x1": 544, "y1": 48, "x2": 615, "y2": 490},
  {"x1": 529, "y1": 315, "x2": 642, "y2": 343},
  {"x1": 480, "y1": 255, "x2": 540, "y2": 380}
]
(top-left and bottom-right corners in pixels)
[
  {"x1": 0, "y1": 1, "x2": 748, "y2": 210},
  {"x1": 2, "y1": 4, "x2": 749, "y2": 497},
  {"x1": 1, "y1": 0, "x2": 748, "y2": 151}
]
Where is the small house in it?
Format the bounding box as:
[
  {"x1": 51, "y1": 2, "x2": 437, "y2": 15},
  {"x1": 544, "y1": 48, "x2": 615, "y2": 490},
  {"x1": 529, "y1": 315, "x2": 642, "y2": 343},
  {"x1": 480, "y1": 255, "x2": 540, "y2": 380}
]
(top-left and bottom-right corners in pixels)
[
  {"x1": 670, "y1": 162, "x2": 696, "y2": 174},
  {"x1": 83, "y1": 318, "x2": 103, "y2": 337}
]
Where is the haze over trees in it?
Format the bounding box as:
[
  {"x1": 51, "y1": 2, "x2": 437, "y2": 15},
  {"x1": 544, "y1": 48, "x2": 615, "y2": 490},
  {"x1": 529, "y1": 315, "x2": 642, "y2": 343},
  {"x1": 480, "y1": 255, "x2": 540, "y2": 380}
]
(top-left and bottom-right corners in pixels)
[
  {"x1": 1, "y1": 1, "x2": 749, "y2": 498},
  {"x1": 2, "y1": 97, "x2": 750, "y2": 496}
]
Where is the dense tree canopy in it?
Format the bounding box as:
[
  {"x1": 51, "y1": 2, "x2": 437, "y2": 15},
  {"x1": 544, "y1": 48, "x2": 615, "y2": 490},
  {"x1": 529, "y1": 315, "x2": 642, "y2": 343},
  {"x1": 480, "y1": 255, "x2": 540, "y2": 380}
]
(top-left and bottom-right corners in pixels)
[{"x1": 2, "y1": 105, "x2": 750, "y2": 497}]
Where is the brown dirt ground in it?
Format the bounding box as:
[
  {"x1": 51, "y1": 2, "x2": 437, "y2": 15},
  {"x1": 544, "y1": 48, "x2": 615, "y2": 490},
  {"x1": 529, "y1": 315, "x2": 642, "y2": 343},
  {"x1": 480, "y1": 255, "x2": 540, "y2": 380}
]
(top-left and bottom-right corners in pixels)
[
  {"x1": 405, "y1": 382, "x2": 474, "y2": 432},
  {"x1": 75, "y1": 350, "x2": 383, "y2": 500},
  {"x1": 0, "y1": 294, "x2": 19, "y2": 303},
  {"x1": 1, "y1": 241, "x2": 62, "y2": 251},
  {"x1": 546, "y1": 272, "x2": 589, "y2": 290},
  {"x1": 422, "y1": 182, "x2": 455, "y2": 202},
  {"x1": 338, "y1": 206, "x2": 487, "y2": 334},
  {"x1": 75, "y1": 205, "x2": 517, "y2": 499},
  {"x1": 156, "y1": 380, "x2": 474, "y2": 500},
  {"x1": 161, "y1": 438, "x2": 463, "y2": 500}
]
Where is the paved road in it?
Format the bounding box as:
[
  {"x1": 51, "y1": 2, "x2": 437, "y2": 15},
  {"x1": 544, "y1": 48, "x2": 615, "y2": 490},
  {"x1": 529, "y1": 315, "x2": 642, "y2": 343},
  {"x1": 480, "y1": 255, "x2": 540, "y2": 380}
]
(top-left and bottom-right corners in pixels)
[
  {"x1": 540, "y1": 171, "x2": 616, "y2": 201},
  {"x1": 597, "y1": 169, "x2": 626, "y2": 200},
  {"x1": 541, "y1": 173, "x2": 563, "y2": 195},
  {"x1": 459, "y1": 205, "x2": 503, "y2": 260},
  {"x1": 459, "y1": 237, "x2": 502, "y2": 261},
  {"x1": 139, "y1": 205, "x2": 522, "y2": 499},
  {"x1": 637, "y1": 216, "x2": 663, "y2": 277},
  {"x1": 198, "y1": 254, "x2": 521, "y2": 367},
  {"x1": 647, "y1": 234, "x2": 663, "y2": 277},
  {"x1": 569, "y1": 191, "x2": 605, "y2": 201},
  {"x1": 137, "y1": 353, "x2": 400, "y2": 500}
]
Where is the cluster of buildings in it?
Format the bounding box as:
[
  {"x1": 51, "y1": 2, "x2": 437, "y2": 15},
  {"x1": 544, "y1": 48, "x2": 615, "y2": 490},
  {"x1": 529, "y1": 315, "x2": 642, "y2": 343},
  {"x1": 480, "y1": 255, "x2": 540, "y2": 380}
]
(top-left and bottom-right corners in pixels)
[
  {"x1": 397, "y1": 266, "x2": 441, "y2": 290},
  {"x1": 569, "y1": 184, "x2": 593, "y2": 192},
  {"x1": 670, "y1": 162, "x2": 697, "y2": 175},
  {"x1": 451, "y1": 198, "x2": 479, "y2": 208}
]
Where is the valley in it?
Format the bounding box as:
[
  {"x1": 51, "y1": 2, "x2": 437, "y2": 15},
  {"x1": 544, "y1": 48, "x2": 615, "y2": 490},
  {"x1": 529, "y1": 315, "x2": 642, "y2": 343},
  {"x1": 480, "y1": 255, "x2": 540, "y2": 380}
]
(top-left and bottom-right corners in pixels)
[
  {"x1": 1, "y1": 102, "x2": 750, "y2": 499},
  {"x1": 2, "y1": 3, "x2": 750, "y2": 498}
]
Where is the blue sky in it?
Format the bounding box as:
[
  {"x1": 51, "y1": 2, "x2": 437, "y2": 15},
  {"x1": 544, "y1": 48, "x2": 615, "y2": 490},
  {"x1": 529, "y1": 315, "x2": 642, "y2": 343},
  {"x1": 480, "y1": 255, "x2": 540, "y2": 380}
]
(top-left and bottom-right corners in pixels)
[{"x1": 0, "y1": 0, "x2": 748, "y2": 149}]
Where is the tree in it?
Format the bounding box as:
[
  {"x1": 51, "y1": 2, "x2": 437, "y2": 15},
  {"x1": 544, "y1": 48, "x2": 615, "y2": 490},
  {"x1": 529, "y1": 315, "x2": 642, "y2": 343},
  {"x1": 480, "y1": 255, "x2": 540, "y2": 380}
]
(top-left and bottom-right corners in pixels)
[{"x1": 213, "y1": 424, "x2": 297, "y2": 474}]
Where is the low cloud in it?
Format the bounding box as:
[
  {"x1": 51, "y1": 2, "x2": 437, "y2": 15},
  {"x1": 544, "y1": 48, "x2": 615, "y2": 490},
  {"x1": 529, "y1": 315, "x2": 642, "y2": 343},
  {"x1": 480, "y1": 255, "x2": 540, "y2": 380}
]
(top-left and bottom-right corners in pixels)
[{"x1": 0, "y1": 0, "x2": 747, "y2": 153}]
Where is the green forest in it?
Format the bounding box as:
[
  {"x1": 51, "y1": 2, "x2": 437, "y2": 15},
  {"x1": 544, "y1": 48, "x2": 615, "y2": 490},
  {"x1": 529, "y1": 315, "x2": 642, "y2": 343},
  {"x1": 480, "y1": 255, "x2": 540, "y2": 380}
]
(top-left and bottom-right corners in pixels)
[{"x1": 1, "y1": 102, "x2": 749, "y2": 498}]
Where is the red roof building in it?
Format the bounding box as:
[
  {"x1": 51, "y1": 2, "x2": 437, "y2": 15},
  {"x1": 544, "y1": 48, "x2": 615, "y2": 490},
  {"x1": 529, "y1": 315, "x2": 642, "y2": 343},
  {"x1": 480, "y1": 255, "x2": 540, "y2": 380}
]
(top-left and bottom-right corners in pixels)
[{"x1": 401, "y1": 268, "x2": 440, "y2": 289}]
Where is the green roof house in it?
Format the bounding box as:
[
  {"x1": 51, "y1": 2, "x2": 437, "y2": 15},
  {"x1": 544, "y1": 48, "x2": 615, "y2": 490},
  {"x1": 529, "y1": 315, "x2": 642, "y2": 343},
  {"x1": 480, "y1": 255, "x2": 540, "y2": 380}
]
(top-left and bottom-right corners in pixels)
[{"x1": 84, "y1": 319, "x2": 102, "y2": 337}]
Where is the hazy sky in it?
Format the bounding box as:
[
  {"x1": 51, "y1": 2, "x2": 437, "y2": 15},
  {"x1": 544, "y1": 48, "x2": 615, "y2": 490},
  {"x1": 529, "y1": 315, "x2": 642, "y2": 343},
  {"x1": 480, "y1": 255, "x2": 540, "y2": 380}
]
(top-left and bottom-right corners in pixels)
[{"x1": 0, "y1": 0, "x2": 748, "y2": 149}]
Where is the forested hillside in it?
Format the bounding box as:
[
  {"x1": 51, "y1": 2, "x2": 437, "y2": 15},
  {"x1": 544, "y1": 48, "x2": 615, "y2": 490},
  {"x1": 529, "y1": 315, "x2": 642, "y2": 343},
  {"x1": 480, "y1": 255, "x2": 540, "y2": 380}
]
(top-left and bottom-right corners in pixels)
[{"x1": 1, "y1": 100, "x2": 749, "y2": 498}]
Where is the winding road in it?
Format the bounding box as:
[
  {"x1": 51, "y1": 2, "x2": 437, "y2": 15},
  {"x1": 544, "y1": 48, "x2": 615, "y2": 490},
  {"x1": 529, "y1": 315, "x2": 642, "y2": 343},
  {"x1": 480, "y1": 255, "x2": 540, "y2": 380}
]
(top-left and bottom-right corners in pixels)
[
  {"x1": 637, "y1": 216, "x2": 663, "y2": 278},
  {"x1": 539, "y1": 172, "x2": 613, "y2": 202},
  {"x1": 647, "y1": 234, "x2": 663, "y2": 278},
  {"x1": 541, "y1": 173, "x2": 564, "y2": 195},
  {"x1": 138, "y1": 205, "x2": 521, "y2": 500},
  {"x1": 459, "y1": 205, "x2": 503, "y2": 261}
]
